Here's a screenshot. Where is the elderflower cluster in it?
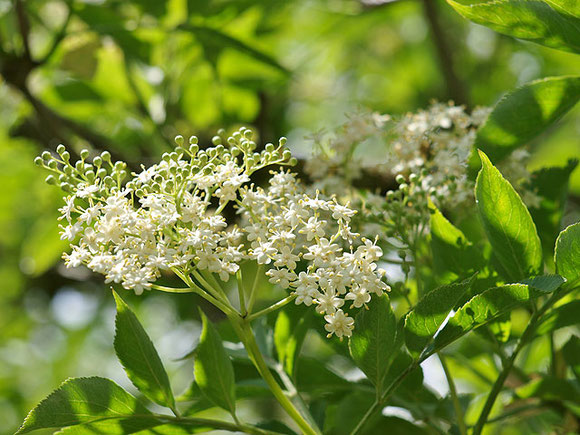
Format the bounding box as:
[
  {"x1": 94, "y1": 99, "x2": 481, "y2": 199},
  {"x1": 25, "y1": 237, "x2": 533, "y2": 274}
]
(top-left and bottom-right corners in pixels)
[
  {"x1": 37, "y1": 127, "x2": 389, "y2": 338},
  {"x1": 305, "y1": 103, "x2": 541, "y2": 252}
]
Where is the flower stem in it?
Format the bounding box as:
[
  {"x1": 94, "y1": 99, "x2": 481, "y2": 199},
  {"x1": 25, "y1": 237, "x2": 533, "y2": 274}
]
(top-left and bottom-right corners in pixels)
[
  {"x1": 233, "y1": 317, "x2": 321, "y2": 435},
  {"x1": 246, "y1": 294, "x2": 297, "y2": 322},
  {"x1": 439, "y1": 353, "x2": 467, "y2": 435},
  {"x1": 247, "y1": 264, "x2": 263, "y2": 313}
]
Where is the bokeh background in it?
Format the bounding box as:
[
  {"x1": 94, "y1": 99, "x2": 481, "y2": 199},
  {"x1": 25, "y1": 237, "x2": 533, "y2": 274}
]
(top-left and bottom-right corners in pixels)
[{"x1": 0, "y1": 0, "x2": 579, "y2": 433}]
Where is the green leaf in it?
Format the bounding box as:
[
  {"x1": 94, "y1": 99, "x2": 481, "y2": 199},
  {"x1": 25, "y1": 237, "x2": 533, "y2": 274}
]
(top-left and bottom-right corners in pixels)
[
  {"x1": 563, "y1": 336, "x2": 580, "y2": 379},
  {"x1": 178, "y1": 24, "x2": 290, "y2": 75},
  {"x1": 516, "y1": 377, "x2": 580, "y2": 403},
  {"x1": 348, "y1": 294, "x2": 397, "y2": 391},
  {"x1": 487, "y1": 313, "x2": 511, "y2": 343},
  {"x1": 17, "y1": 377, "x2": 159, "y2": 434},
  {"x1": 555, "y1": 222, "x2": 580, "y2": 282},
  {"x1": 543, "y1": 0, "x2": 580, "y2": 19},
  {"x1": 194, "y1": 310, "x2": 236, "y2": 416},
  {"x1": 521, "y1": 274, "x2": 566, "y2": 292},
  {"x1": 432, "y1": 284, "x2": 550, "y2": 353},
  {"x1": 474, "y1": 76, "x2": 580, "y2": 162},
  {"x1": 475, "y1": 151, "x2": 543, "y2": 281},
  {"x1": 536, "y1": 300, "x2": 580, "y2": 335},
  {"x1": 405, "y1": 276, "x2": 475, "y2": 357},
  {"x1": 530, "y1": 160, "x2": 578, "y2": 260},
  {"x1": 429, "y1": 203, "x2": 483, "y2": 275},
  {"x1": 447, "y1": 1, "x2": 580, "y2": 53},
  {"x1": 274, "y1": 304, "x2": 312, "y2": 377},
  {"x1": 113, "y1": 291, "x2": 175, "y2": 410}
]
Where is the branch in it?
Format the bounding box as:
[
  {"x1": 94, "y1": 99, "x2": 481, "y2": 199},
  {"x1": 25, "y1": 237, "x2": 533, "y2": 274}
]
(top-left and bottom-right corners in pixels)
[{"x1": 14, "y1": 0, "x2": 32, "y2": 61}]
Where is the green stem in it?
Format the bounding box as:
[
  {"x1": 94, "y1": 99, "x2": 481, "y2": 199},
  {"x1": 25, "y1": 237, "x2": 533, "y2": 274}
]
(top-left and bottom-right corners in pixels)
[
  {"x1": 247, "y1": 264, "x2": 263, "y2": 313},
  {"x1": 233, "y1": 318, "x2": 321, "y2": 435},
  {"x1": 159, "y1": 414, "x2": 281, "y2": 435},
  {"x1": 247, "y1": 294, "x2": 297, "y2": 322},
  {"x1": 237, "y1": 269, "x2": 247, "y2": 317},
  {"x1": 439, "y1": 353, "x2": 467, "y2": 435}
]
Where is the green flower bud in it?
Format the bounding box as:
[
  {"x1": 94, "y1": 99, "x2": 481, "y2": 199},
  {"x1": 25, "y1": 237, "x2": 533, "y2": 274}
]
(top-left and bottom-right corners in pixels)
[
  {"x1": 279, "y1": 137, "x2": 287, "y2": 146},
  {"x1": 45, "y1": 175, "x2": 56, "y2": 185},
  {"x1": 189, "y1": 135, "x2": 198, "y2": 145},
  {"x1": 56, "y1": 144, "x2": 66, "y2": 155},
  {"x1": 80, "y1": 149, "x2": 90, "y2": 160},
  {"x1": 101, "y1": 151, "x2": 111, "y2": 162},
  {"x1": 174, "y1": 135, "x2": 184, "y2": 146},
  {"x1": 34, "y1": 157, "x2": 43, "y2": 166}
]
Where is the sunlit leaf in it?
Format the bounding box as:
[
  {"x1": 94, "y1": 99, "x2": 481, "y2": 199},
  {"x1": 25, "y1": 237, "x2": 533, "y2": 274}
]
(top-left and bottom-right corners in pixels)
[
  {"x1": 555, "y1": 222, "x2": 580, "y2": 282},
  {"x1": 274, "y1": 304, "x2": 312, "y2": 377},
  {"x1": 536, "y1": 300, "x2": 580, "y2": 335},
  {"x1": 17, "y1": 377, "x2": 159, "y2": 434},
  {"x1": 447, "y1": 1, "x2": 580, "y2": 53},
  {"x1": 476, "y1": 151, "x2": 543, "y2": 281},
  {"x1": 113, "y1": 291, "x2": 175, "y2": 410},
  {"x1": 516, "y1": 377, "x2": 580, "y2": 403},
  {"x1": 194, "y1": 311, "x2": 236, "y2": 415},
  {"x1": 405, "y1": 275, "x2": 475, "y2": 357}
]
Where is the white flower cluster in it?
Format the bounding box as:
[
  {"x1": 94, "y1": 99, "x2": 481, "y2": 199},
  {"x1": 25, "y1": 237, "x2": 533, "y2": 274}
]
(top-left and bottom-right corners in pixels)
[
  {"x1": 304, "y1": 103, "x2": 541, "y2": 250},
  {"x1": 37, "y1": 128, "x2": 389, "y2": 338}
]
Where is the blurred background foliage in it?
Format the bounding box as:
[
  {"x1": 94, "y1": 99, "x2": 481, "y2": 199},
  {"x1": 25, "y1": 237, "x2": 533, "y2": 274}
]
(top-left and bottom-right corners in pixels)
[{"x1": 0, "y1": 0, "x2": 578, "y2": 433}]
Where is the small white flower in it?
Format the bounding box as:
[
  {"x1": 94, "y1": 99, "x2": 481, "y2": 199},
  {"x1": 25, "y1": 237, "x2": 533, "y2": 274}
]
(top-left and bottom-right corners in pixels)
[{"x1": 324, "y1": 309, "x2": 354, "y2": 338}]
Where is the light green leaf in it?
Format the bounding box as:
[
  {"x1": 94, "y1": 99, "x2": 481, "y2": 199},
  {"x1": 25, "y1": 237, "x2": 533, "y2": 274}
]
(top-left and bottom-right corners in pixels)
[
  {"x1": 475, "y1": 76, "x2": 580, "y2": 162},
  {"x1": 447, "y1": 1, "x2": 580, "y2": 53},
  {"x1": 544, "y1": 0, "x2": 580, "y2": 19},
  {"x1": 475, "y1": 151, "x2": 543, "y2": 281},
  {"x1": 487, "y1": 313, "x2": 511, "y2": 343},
  {"x1": 194, "y1": 311, "x2": 236, "y2": 415},
  {"x1": 113, "y1": 291, "x2": 175, "y2": 410},
  {"x1": 432, "y1": 284, "x2": 550, "y2": 353},
  {"x1": 274, "y1": 304, "x2": 312, "y2": 377},
  {"x1": 348, "y1": 294, "x2": 397, "y2": 391},
  {"x1": 521, "y1": 274, "x2": 566, "y2": 292},
  {"x1": 555, "y1": 222, "x2": 580, "y2": 282},
  {"x1": 516, "y1": 377, "x2": 580, "y2": 403},
  {"x1": 429, "y1": 203, "x2": 483, "y2": 275},
  {"x1": 536, "y1": 300, "x2": 580, "y2": 335},
  {"x1": 405, "y1": 276, "x2": 475, "y2": 357},
  {"x1": 17, "y1": 377, "x2": 159, "y2": 434}
]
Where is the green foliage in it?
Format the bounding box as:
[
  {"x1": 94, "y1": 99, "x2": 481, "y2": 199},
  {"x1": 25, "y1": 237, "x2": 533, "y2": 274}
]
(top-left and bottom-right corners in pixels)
[
  {"x1": 474, "y1": 76, "x2": 580, "y2": 162},
  {"x1": 348, "y1": 295, "x2": 397, "y2": 391},
  {"x1": 405, "y1": 275, "x2": 475, "y2": 357},
  {"x1": 274, "y1": 304, "x2": 312, "y2": 377},
  {"x1": 475, "y1": 150, "x2": 543, "y2": 281},
  {"x1": 16, "y1": 377, "x2": 159, "y2": 434},
  {"x1": 554, "y1": 222, "x2": 580, "y2": 282},
  {"x1": 447, "y1": 0, "x2": 580, "y2": 53},
  {"x1": 194, "y1": 311, "x2": 237, "y2": 416},
  {"x1": 113, "y1": 291, "x2": 175, "y2": 410},
  {"x1": 516, "y1": 377, "x2": 580, "y2": 403}
]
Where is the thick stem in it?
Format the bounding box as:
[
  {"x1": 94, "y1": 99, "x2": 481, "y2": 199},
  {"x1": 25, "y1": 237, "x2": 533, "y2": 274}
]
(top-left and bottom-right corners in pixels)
[{"x1": 234, "y1": 318, "x2": 321, "y2": 435}]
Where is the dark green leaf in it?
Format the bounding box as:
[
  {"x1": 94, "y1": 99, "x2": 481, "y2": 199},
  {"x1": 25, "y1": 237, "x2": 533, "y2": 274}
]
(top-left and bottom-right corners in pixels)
[
  {"x1": 348, "y1": 294, "x2": 397, "y2": 390},
  {"x1": 113, "y1": 291, "x2": 175, "y2": 410},
  {"x1": 368, "y1": 416, "x2": 429, "y2": 434},
  {"x1": 555, "y1": 222, "x2": 580, "y2": 282},
  {"x1": 474, "y1": 76, "x2": 580, "y2": 162},
  {"x1": 429, "y1": 203, "x2": 483, "y2": 275},
  {"x1": 194, "y1": 311, "x2": 236, "y2": 415},
  {"x1": 17, "y1": 377, "x2": 159, "y2": 434},
  {"x1": 529, "y1": 160, "x2": 578, "y2": 261},
  {"x1": 432, "y1": 284, "x2": 550, "y2": 353},
  {"x1": 521, "y1": 274, "x2": 566, "y2": 292},
  {"x1": 563, "y1": 336, "x2": 580, "y2": 379},
  {"x1": 475, "y1": 151, "x2": 543, "y2": 281},
  {"x1": 536, "y1": 300, "x2": 580, "y2": 335},
  {"x1": 447, "y1": 1, "x2": 580, "y2": 53},
  {"x1": 543, "y1": 0, "x2": 580, "y2": 19},
  {"x1": 405, "y1": 276, "x2": 475, "y2": 357},
  {"x1": 274, "y1": 304, "x2": 312, "y2": 377},
  {"x1": 516, "y1": 377, "x2": 580, "y2": 403}
]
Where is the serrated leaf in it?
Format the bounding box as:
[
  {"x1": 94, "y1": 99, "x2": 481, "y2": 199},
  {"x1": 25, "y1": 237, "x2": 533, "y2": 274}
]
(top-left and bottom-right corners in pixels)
[
  {"x1": 432, "y1": 284, "x2": 551, "y2": 354},
  {"x1": 555, "y1": 222, "x2": 580, "y2": 282},
  {"x1": 429, "y1": 203, "x2": 483, "y2": 275},
  {"x1": 530, "y1": 160, "x2": 578, "y2": 260},
  {"x1": 113, "y1": 291, "x2": 175, "y2": 410},
  {"x1": 194, "y1": 311, "x2": 236, "y2": 415},
  {"x1": 17, "y1": 377, "x2": 160, "y2": 434},
  {"x1": 516, "y1": 377, "x2": 580, "y2": 403},
  {"x1": 521, "y1": 274, "x2": 566, "y2": 292},
  {"x1": 447, "y1": 1, "x2": 580, "y2": 53},
  {"x1": 348, "y1": 294, "x2": 397, "y2": 391},
  {"x1": 474, "y1": 76, "x2": 580, "y2": 162},
  {"x1": 405, "y1": 276, "x2": 475, "y2": 357},
  {"x1": 274, "y1": 304, "x2": 312, "y2": 377},
  {"x1": 536, "y1": 300, "x2": 580, "y2": 335},
  {"x1": 476, "y1": 151, "x2": 543, "y2": 281}
]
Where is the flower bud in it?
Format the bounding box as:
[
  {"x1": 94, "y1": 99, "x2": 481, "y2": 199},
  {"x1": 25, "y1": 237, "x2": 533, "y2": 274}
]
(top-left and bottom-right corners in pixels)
[
  {"x1": 56, "y1": 144, "x2": 66, "y2": 155},
  {"x1": 101, "y1": 151, "x2": 111, "y2": 162},
  {"x1": 174, "y1": 135, "x2": 184, "y2": 146},
  {"x1": 279, "y1": 137, "x2": 287, "y2": 146},
  {"x1": 34, "y1": 157, "x2": 43, "y2": 166},
  {"x1": 80, "y1": 149, "x2": 90, "y2": 160},
  {"x1": 189, "y1": 135, "x2": 198, "y2": 145}
]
